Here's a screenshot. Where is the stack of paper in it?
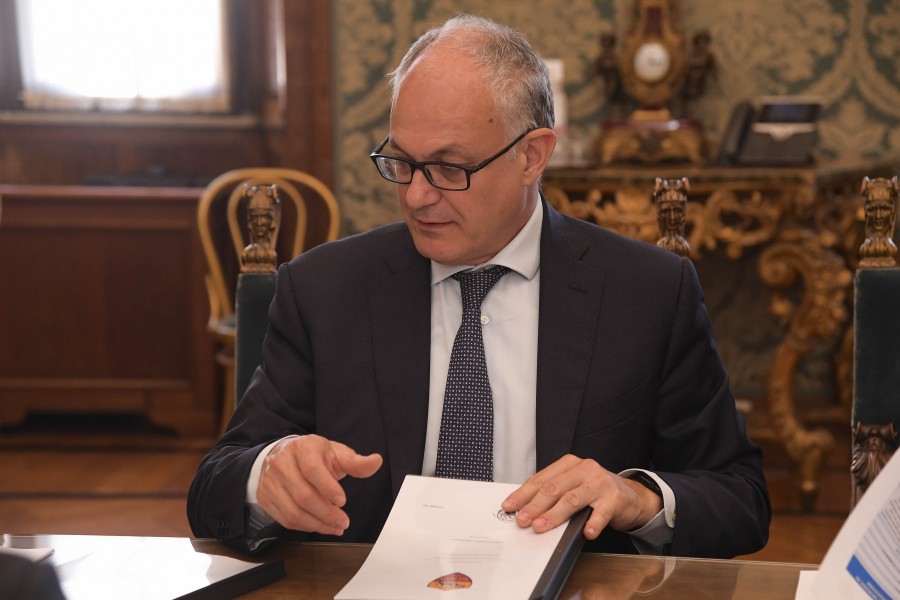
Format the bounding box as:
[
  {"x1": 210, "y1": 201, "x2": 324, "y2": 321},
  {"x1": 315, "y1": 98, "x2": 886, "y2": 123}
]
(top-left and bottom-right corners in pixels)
[{"x1": 336, "y1": 475, "x2": 587, "y2": 600}]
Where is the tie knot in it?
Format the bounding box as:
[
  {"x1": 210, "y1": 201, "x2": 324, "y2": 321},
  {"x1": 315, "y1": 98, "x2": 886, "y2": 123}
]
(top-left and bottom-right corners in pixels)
[{"x1": 452, "y1": 266, "x2": 511, "y2": 311}]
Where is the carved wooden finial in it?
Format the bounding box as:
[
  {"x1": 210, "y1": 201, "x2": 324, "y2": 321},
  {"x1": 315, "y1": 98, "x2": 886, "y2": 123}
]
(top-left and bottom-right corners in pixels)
[
  {"x1": 851, "y1": 422, "x2": 898, "y2": 506},
  {"x1": 240, "y1": 184, "x2": 280, "y2": 273},
  {"x1": 858, "y1": 176, "x2": 899, "y2": 268},
  {"x1": 654, "y1": 176, "x2": 691, "y2": 258}
]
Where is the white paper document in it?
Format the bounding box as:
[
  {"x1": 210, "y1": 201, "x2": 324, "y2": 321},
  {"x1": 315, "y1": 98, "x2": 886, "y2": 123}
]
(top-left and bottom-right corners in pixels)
[
  {"x1": 335, "y1": 475, "x2": 578, "y2": 600},
  {"x1": 798, "y1": 449, "x2": 900, "y2": 600}
]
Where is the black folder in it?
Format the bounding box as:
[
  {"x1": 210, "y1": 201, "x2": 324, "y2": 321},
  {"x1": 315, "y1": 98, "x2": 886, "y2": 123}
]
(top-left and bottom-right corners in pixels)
[{"x1": 528, "y1": 507, "x2": 591, "y2": 600}]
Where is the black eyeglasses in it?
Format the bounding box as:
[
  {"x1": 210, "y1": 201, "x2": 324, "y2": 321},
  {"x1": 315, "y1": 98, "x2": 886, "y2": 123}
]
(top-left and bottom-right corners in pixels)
[{"x1": 369, "y1": 129, "x2": 533, "y2": 191}]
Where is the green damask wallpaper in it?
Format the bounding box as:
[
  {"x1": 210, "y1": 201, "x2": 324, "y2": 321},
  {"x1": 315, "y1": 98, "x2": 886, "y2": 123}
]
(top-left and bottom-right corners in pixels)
[
  {"x1": 332, "y1": 0, "x2": 900, "y2": 234},
  {"x1": 329, "y1": 0, "x2": 899, "y2": 402}
]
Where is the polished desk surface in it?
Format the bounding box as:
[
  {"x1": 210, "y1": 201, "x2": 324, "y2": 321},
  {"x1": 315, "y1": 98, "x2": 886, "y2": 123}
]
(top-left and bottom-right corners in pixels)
[{"x1": 4, "y1": 534, "x2": 815, "y2": 599}]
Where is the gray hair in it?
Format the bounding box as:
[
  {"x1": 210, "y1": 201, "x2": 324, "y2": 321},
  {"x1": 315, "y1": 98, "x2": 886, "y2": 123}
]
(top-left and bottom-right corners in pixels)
[{"x1": 388, "y1": 14, "x2": 555, "y2": 139}]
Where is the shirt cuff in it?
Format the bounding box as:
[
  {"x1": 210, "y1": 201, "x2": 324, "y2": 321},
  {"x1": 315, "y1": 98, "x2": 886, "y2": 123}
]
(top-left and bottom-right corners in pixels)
[
  {"x1": 245, "y1": 435, "x2": 299, "y2": 543},
  {"x1": 619, "y1": 468, "x2": 676, "y2": 528}
]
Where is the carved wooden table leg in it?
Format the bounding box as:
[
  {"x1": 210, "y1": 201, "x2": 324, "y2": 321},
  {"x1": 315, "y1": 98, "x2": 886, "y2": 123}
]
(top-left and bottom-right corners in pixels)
[{"x1": 759, "y1": 234, "x2": 852, "y2": 511}]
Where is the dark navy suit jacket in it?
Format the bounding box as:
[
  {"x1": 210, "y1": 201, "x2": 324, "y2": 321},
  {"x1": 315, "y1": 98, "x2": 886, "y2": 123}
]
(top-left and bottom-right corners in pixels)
[{"x1": 188, "y1": 198, "x2": 770, "y2": 558}]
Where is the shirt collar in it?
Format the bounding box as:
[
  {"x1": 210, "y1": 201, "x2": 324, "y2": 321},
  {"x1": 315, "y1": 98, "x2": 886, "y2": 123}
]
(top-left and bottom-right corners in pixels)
[{"x1": 431, "y1": 200, "x2": 543, "y2": 285}]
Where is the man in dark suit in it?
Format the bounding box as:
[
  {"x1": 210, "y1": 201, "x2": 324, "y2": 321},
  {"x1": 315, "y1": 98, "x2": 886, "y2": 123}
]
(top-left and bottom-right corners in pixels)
[{"x1": 188, "y1": 14, "x2": 770, "y2": 558}]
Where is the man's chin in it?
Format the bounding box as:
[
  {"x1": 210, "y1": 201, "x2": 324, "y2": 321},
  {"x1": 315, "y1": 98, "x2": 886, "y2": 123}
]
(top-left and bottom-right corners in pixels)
[
  {"x1": 411, "y1": 236, "x2": 464, "y2": 266},
  {"x1": 414, "y1": 245, "x2": 455, "y2": 265}
]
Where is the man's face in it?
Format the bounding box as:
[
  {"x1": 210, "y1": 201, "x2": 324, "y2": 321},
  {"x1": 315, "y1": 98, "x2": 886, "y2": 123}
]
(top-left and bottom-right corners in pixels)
[{"x1": 388, "y1": 46, "x2": 536, "y2": 266}]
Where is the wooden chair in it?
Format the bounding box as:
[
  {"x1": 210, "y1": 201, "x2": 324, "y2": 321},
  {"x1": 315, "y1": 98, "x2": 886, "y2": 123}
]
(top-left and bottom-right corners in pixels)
[
  {"x1": 197, "y1": 168, "x2": 340, "y2": 432},
  {"x1": 851, "y1": 175, "x2": 900, "y2": 505}
]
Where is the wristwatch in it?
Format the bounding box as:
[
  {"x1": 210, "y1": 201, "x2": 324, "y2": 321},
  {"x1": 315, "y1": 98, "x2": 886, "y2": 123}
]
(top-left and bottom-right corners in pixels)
[{"x1": 629, "y1": 471, "x2": 663, "y2": 498}]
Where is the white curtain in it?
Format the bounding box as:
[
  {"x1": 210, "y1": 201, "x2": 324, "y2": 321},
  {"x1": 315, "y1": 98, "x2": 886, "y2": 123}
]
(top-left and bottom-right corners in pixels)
[{"x1": 15, "y1": 0, "x2": 230, "y2": 113}]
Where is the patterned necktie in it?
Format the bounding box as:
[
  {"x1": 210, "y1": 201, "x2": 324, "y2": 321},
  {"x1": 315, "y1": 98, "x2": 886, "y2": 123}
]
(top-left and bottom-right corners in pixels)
[{"x1": 435, "y1": 266, "x2": 511, "y2": 481}]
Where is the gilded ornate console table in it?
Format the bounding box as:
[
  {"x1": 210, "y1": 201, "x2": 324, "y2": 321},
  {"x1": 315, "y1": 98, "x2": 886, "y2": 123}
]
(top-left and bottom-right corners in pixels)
[{"x1": 542, "y1": 158, "x2": 898, "y2": 511}]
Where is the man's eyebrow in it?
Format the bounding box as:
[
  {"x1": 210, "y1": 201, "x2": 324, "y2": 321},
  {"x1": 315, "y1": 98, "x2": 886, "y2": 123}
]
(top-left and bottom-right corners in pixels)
[
  {"x1": 386, "y1": 138, "x2": 410, "y2": 158},
  {"x1": 388, "y1": 138, "x2": 467, "y2": 162}
]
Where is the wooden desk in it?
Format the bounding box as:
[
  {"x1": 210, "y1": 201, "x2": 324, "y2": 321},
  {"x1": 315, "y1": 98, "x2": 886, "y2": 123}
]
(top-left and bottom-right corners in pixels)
[
  {"x1": 543, "y1": 158, "x2": 899, "y2": 511},
  {"x1": 4, "y1": 534, "x2": 814, "y2": 599}
]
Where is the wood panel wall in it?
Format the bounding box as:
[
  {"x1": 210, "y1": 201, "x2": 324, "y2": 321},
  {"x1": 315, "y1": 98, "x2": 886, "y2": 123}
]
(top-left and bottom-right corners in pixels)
[{"x1": 0, "y1": 185, "x2": 217, "y2": 436}]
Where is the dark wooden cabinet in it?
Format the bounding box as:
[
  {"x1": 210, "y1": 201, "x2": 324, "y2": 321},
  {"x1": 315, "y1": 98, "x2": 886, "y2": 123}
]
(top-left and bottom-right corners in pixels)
[{"x1": 0, "y1": 185, "x2": 218, "y2": 437}]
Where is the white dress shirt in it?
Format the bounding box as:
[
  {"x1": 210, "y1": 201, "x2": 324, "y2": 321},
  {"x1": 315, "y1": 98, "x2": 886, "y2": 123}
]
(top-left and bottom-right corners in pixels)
[{"x1": 423, "y1": 198, "x2": 543, "y2": 484}]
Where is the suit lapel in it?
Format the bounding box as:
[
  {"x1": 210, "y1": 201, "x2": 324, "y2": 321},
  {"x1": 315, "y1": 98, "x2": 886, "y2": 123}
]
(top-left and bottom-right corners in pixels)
[
  {"x1": 535, "y1": 201, "x2": 607, "y2": 469},
  {"x1": 367, "y1": 233, "x2": 432, "y2": 497}
]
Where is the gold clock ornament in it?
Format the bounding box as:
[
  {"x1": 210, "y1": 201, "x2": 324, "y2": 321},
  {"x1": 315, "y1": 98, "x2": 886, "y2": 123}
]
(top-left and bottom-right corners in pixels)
[
  {"x1": 618, "y1": 0, "x2": 687, "y2": 109},
  {"x1": 596, "y1": 0, "x2": 707, "y2": 165}
]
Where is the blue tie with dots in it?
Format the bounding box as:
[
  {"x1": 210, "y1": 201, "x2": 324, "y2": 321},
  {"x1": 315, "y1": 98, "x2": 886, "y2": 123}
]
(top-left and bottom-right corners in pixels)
[{"x1": 435, "y1": 266, "x2": 511, "y2": 481}]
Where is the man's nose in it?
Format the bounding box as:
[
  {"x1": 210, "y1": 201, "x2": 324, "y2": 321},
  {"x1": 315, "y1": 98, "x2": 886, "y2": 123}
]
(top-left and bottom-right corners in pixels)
[{"x1": 404, "y1": 168, "x2": 439, "y2": 207}]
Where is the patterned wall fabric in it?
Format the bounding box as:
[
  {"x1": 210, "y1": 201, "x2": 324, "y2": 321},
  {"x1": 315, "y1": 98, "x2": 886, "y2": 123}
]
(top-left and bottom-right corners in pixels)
[
  {"x1": 333, "y1": 0, "x2": 900, "y2": 235},
  {"x1": 331, "y1": 1, "x2": 899, "y2": 402}
]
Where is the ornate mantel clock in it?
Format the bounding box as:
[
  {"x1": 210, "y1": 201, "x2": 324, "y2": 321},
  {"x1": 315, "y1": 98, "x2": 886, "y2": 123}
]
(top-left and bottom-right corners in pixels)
[
  {"x1": 620, "y1": 0, "x2": 686, "y2": 112},
  {"x1": 597, "y1": 0, "x2": 707, "y2": 165}
]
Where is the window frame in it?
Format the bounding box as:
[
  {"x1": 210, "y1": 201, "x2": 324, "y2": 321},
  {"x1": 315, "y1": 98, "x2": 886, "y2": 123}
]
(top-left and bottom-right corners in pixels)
[
  {"x1": 0, "y1": 0, "x2": 333, "y2": 189},
  {"x1": 0, "y1": 1, "x2": 277, "y2": 119}
]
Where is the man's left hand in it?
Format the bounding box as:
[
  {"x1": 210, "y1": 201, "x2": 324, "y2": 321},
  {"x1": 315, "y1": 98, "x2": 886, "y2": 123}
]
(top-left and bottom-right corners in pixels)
[{"x1": 501, "y1": 455, "x2": 663, "y2": 540}]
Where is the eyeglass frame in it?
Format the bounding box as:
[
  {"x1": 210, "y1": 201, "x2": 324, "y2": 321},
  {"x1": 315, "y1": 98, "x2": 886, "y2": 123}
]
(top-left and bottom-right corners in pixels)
[{"x1": 369, "y1": 128, "x2": 535, "y2": 191}]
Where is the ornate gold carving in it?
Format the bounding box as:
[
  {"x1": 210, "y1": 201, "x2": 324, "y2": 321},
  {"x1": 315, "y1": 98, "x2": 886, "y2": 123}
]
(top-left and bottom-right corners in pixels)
[
  {"x1": 688, "y1": 190, "x2": 783, "y2": 259},
  {"x1": 654, "y1": 177, "x2": 690, "y2": 257},
  {"x1": 835, "y1": 327, "x2": 855, "y2": 411},
  {"x1": 545, "y1": 176, "x2": 792, "y2": 262},
  {"x1": 598, "y1": 124, "x2": 705, "y2": 166},
  {"x1": 758, "y1": 232, "x2": 852, "y2": 510},
  {"x1": 240, "y1": 184, "x2": 281, "y2": 273},
  {"x1": 851, "y1": 422, "x2": 898, "y2": 506},
  {"x1": 544, "y1": 185, "x2": 660, "y2": 243},
  {"x1": 807, "y1": 181, "x2": 864, "y2": 413},
  {"x1": 813, "y1": 183, "x2": 865, "y2": 270},
  {"x1": 858, "y1": 176, "x2": 899, "y2": 268}
]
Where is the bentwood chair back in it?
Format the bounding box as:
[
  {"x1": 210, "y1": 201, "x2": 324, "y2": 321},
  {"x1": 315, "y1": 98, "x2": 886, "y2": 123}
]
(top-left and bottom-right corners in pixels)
[{"x1": 197, "y1": 168, "x2": 340, "y2": 431}]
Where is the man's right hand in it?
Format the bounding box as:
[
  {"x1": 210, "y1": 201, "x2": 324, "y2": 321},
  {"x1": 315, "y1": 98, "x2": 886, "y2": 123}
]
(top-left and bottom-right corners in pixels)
[{"x1": 256, "y1": 434, "x2": 383, "y2": 536}]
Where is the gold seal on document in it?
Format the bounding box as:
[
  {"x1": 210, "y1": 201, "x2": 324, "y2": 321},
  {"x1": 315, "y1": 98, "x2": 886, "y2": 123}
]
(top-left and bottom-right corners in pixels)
[{"x1": 427, "y1": 572, "x2": 473, "y2": 590}]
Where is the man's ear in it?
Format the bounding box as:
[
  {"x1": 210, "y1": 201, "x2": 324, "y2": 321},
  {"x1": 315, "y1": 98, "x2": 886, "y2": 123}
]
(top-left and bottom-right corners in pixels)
[{"x1": 521, "y1": 128, "x2": 557, "y2": 186}]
